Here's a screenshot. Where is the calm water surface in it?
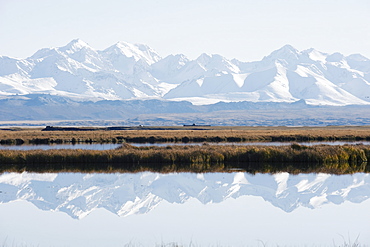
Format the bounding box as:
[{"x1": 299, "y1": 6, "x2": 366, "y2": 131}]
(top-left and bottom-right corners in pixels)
[
  {"x1": 1, "y1": 141, "x2": 370, "y2": 150},
  {"x1": 1, "y1": 172, "x2": 369, "y2": 247},
  {"x1": 0, "y1": 143, "x2": 122, "y2": 150}
]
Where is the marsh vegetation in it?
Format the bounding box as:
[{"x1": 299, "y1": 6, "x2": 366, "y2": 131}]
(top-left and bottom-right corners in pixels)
[
  {"x1": 1, "y1": 126, "x2": 370, "y2": 145},
  {"x1": 1, "y1": 126, "x2": 369, "y2": 174},
  {"x1": 0, "y1": 143, "x2": 369, "y2": 174}
]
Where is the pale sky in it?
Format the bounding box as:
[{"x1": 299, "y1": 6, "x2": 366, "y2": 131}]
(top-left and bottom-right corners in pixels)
[{"x1": 1, "y1": 0, "x2": 369, "y2": 61}]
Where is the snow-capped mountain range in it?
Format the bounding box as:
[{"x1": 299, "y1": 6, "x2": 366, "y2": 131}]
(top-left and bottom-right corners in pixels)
[
  {"x1": 0, "y1": 172, "x2": 369, "y2": 219},
  {"x1": 1, "y1": 39, "x2": 370, "y2": 106}
]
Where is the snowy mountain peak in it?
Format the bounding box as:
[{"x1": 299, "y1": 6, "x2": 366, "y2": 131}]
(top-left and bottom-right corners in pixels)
[
  {"x1": 196, "y1": 53, "x2": 228, "y2": 63},
  {"x1": 270, "y1": 45, "x2": 299, "y2": 58},
  {"x1": 59, "y1": 39, "x2": 92, "y2": 54},
  {"x1": 286, "y1": 44, "x2": 300, "y2": 53},
  {"x1": 326, "y1": 52, "x2": 345, "y2": 62},
  {"x1": 279, "y1": 44, "x2": 298, "y2": 52},
  {"x1": 301, "y1": 48, "x2": 328, "y2": 63},
  {"x1": 1, "y1": 41, "x2": 370, "y2": 106},
  {"x1": 151, "y1": 54, "x2": 190, "y2": 81},
  {"x1": 266, "y1": 44, "x2": 300, "y2": 61},
  {"x1": 346, "y1": 54, "x2": 370, "y2": 73},
  {"x1": 30, "y1": 47, "x2": 61, "y2": 60},
  {"x1": 163, "y1": 54, "x2": 189, "y2": 65},
  {"x1": 103, "y1": 41, "x2": 161, "y2": 65},
  {"x1": 194, "y1": 53, "x2": 240, "y2": 74},
  {"x1": 347, "y1": 53, "x2": 369, "y2": 62},
  {"x1": 195, "y1": 53, "x2": 214, "y2": 69}
]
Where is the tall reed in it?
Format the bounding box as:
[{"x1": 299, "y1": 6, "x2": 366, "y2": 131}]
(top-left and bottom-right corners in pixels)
[{"x1": 0, "y1": 144, "x2": 369, "y2": 174}]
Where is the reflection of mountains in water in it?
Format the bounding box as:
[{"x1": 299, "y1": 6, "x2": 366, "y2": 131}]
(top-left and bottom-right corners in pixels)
[{"x1": 0, "y1": 172, "x2": 369, "y2": 219}]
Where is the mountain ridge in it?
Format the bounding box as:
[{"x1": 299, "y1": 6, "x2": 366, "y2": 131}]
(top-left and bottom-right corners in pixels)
[{"x1": 1, "y1": 40, "x2": 370, "y2": 106}]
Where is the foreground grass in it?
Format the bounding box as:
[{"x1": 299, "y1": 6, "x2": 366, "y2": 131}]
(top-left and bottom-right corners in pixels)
[
  {"x1": 0, "y1": 144, "x2": 369, "y2": 174},
  {"x1": 1, "y1": 126, "x2": 370, "y2": 145}
]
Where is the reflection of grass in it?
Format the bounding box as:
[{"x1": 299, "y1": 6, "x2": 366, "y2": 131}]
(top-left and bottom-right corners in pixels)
[
  {"x1": 0, "y1": 143, "x2": 369, "y2": 174},
  {"x1": 0, "y1": 238, "x2": 366, "y2": 247},
  {"x1": 334, "y1": 234, "x2": 361, "y2": 247},
  {"x1": 1, "y1": 126, "x2": 370, "y2": 145},
  {"x1": 2, "y1": 242, "x2": 366, "y2": 247}
]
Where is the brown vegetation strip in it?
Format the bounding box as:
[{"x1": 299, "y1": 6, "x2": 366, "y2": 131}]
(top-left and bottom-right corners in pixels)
[
  {"x1": 1, "y1": 126, "x2": 370, "y2": 144},
  {"x1": 0, "y1": 144, "x2": 369, "y2": 174}
]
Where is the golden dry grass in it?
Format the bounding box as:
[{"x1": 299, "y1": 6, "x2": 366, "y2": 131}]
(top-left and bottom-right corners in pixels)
[
  {"x1": 1, "y1": 125, "x2": 370, "y2": 144},
  {"x1": 0, "y1": 143, "x2": 369, "y2": 174}
]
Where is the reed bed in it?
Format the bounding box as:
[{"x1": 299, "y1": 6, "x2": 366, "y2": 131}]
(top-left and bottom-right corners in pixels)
[
  {"x1": 0, "y1": 143, "x2": 369, "y2": 174},
  {"x1": 1, "y1": 126, "x2": 370, "y2": 145}
]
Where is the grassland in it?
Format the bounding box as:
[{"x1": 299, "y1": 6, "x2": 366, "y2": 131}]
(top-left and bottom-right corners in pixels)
[
  {"x1": 1, "y1": 125, "x2": 370, "y2": 144},
  {"x1": 0, "y1": 143, "x2": 369, "y2": 174},
  {"x1": 1, "y1": 126, "x2": 370, "y2": 174}
]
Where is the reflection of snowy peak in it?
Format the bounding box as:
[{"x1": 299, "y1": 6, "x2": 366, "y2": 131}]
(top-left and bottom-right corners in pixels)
[
  {"x1": 1, "y1": 40, "x2": 370, "y2": 105},
  {"x1": 0, "y1": 172, "x2": 369, "y2": 219}
]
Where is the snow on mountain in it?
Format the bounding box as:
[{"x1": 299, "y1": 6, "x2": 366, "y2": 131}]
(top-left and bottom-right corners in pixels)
[
  {"x1": 0, "y1": 172, "x2": 369, "y2": 219},
  {"x1": 151, "y1": 54, "x2": 189, "y2": 83},
  {"x1": 346, "y1": 54, "x2": 370, "y2": 72},
  {"x1": 261, "y1": 44, "x2": 301, "y2": 68},
  {"x1": 302, "y1": 48, "x2": 328, "y2": 63},
  {"x1": 164, "y1": 73, "x2": 243, "y2": 99},
  {"x1": 196, "y1": 53, "x2": 241, "y2": 74},
  {"x1": 163, "y1": 54, "x2": 244, "y2": 99},
  {"x1": 0, "y1": 56, "x2": 34, "y2": 77},
  {"x1": 1, "y1": 40, "x2": 370, "y2": 105},
  {"x1": 101, "y1": 41, "x2": 160, "y2": 74},
  {"x1": 100, "y1": 41, "x2": 174, "y2": 97},
  {"x1": 164, "y1": 45, "x2": 370, "y2": 105}
]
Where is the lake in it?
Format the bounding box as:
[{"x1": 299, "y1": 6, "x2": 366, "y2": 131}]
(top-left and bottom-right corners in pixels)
[
  {"x1": 0, "y1": 141, "x2": 370, "y2": 151},
  {"x1": 1, "y1": 172, "x2": 369, "y2": 246}
]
